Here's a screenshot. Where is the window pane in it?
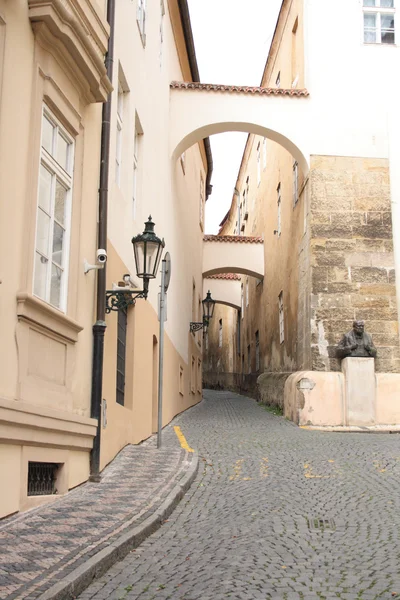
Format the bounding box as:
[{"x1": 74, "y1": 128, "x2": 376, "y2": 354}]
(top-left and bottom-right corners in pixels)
[
  {"x1": 381, "y1": 0, "x2": 394, "y2": 7},
  {"x1": 57, "y1": 133, "x2": 70, "y2": 172},
  {"x1": 34, "y1": 252, "x2": 48, "y2": 299},
  {"x1": 364, "y1": 13, "x2": 377, "y2": 26},
  {"x1": 364, "y1": 29, "x2": 377, "y2": 42},
  {"x1": 381, "y1": 29, "x2": 395, "y2": 43},
  {"x1": 38, "y1": 165, "x2": 52, "y2": 213},
  {"x1": 42, "y1": 116, "x2": 55, "y2": 155},
  {"x1": 52, "y1": 222, "x2": 64, "y2": 266},
  {"x1": 381, "y1": 14, "x2": 395, "y2": 27},
  {"x1": 363, "y1": 0, "x2": 376, "y2": 5},
  {"x1": 36, "y1": 208, "x2": 50, "y2": 256},
  {"x1": 55, "y1": 180, "x2": 67, "y2": 225},
  {"x1": 50, "y1": 263, "x2": 62, "y2": 308}
]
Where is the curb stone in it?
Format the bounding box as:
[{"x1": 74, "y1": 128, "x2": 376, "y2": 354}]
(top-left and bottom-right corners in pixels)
[{"x1": 39, "y1": 452, "x2": 199, "y2": 600}]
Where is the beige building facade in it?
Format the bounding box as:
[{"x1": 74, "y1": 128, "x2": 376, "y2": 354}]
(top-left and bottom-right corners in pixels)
[{"x1": 0, "y1": 0, "x2": 211, "y2": 518}]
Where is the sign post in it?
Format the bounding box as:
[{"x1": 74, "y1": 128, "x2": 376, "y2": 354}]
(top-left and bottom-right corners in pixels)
[{"x1": 157, "y1": 253, "x2": 171, "y2": 449}]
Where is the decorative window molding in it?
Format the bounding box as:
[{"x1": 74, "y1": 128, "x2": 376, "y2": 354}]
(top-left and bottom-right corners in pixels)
[
  {"x1": 257, "y1": 142, "x2": 261, "y2": 187},
  {"x1": 137, "y1": 0, "x2": 146, "y2": 46},
  {"x1": 199, "y1": 172, "x2": 205, "y2": 230},
  {"x1": 133, "y1": 112, "x2": 143, "y2": 219},
  {"x1": 363, "y1": 0, "x2": 395, "y2": 44},
  {"x1": 293, "y1": 161, "x2": 299, "y2": 206},
  {"x1": 28, "y1": 0, "x2": 112, "y2": 103},
  {"x1": 276, "y1": 183, "x2": 282, "y2": 237}
]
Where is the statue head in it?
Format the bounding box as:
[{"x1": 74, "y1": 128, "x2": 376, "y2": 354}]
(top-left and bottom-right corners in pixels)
[{"x1": 353, "y1": 320, "x2": 365, "y2": 335}]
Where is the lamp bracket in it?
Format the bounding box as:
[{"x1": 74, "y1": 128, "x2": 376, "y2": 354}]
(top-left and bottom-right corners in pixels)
[
  {"x1": 105, "y1": 288, "x2": 147, "y2": 313},
  {"x1": 189, "y1": 318, "x2": 209, "y2": 334}
]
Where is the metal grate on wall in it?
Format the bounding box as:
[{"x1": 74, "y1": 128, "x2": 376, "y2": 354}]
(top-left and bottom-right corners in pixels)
[{"x1": 27, "y1": 462, "x2": 59, "y2": 496}]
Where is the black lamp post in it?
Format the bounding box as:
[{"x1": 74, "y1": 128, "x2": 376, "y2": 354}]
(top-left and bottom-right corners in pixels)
[
  {"x1": 105, "y1": 216, "x2": 165, "y2": 313},
  {"x1": 190, "y1": 290, "x2": 216, "y2": 333}
]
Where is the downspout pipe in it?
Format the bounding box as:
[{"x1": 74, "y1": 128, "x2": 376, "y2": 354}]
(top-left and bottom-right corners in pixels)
[{"x1": 90, "y1": 0, "x2": 116, "y2": 481}]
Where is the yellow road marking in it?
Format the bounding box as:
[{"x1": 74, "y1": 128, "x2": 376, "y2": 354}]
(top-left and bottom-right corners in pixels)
[
  {"x1": 260, "y1": 457, "x2": 269, "y2": 478},
  {"x1": 174, "y1": 426, "x2": 194, "y2": 452},
  {"x1": 230, "y1": 459, "x2": 244, "y2": 481}
]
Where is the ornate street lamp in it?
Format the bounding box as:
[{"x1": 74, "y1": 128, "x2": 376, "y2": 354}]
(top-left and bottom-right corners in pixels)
[
  {"x1": 190, "y1": 290, "x2": 216, "y2": 333},
  {"x1": 106, "y1": 216, "x2": 165, "y2": 313}
]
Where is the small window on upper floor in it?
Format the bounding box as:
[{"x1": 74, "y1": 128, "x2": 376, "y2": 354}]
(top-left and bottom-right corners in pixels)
[
  {"x1": 363, "y1": 0, "x2": 395, "y2": 44},
  {"x1": 137, "y1": 0, "x2": 146, "y2": 46},
  {"x1": 275, "y1": 71, "x2": 281, "y2": 88}
]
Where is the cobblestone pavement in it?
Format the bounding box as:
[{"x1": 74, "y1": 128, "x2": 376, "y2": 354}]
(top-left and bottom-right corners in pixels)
[
  {"x1": 0, "y1": 436, "x2": 194, "y2": 600},
  {"x1": 79, "y1": 390, "x2": 400, "y2": 600}
]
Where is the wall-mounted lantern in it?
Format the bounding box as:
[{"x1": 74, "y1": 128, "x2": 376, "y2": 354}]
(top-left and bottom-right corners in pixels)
[
  {"x1": 106, "y1": 216, "x2": 165, "y2": 313},
  {"x1": 190, "y1": 290, "x2": 216, "y2": 333}
]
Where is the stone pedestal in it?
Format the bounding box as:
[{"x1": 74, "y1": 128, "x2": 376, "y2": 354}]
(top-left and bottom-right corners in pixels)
[{"x1": 341, "y1": 357, "x2": 376, "y2": 426}]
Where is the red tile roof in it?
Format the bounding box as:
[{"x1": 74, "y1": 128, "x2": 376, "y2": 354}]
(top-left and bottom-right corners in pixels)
[
  {"x1": 204, "y1": 235, "x2": 263, "y2": 244},
  {"x1": 170, "y1": 82, "x2": 309, "y2": 97},
  {"x1": 205, "y1": 273, "x2": 242, "y2": 281}
]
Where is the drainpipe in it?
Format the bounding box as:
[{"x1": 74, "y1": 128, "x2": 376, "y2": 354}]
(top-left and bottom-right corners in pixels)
[{"x1": 90, "y1": 0, "x2": 116, "y2": 481}]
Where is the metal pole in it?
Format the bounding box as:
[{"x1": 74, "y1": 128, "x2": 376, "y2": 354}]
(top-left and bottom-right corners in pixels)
[{"x1": 157, "y1": 259, "x2": 166, "y2": 449}]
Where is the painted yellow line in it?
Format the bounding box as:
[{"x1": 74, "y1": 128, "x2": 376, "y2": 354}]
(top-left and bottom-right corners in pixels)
[{"x1": 174, "y1": 426, "x2": 194, "y2": 453}]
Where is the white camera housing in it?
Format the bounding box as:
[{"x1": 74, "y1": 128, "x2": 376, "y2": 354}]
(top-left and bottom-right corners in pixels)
[{"x1": 96, "y1": 249, "x2": 108, "y2": 264}]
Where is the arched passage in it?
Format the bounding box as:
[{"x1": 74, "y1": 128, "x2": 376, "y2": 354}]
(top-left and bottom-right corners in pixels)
[
  {"x1": 203, "y1": 235, "x2": 264, "y2": 281},
  {"x1": 170, "y1": 83, "x2": 311, "y2": 175}
]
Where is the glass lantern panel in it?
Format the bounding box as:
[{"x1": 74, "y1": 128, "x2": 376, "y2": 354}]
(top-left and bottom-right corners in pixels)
[
  {"x1": 145, "y1": 241, "x2": 161, "y2": 277},
  {"x1": 134, "y1": 242, "x2": 145, "y2": 277}
]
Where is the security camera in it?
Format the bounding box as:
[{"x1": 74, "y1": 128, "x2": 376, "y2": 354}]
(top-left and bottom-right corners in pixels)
[{"x1": 96, "y1": 249, "x2": 107, "y2": 264}]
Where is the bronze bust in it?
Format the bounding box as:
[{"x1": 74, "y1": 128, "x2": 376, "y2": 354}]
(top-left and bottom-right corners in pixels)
[{"x1": 337, "y1": 320, "x2": 377, "y2": 359}]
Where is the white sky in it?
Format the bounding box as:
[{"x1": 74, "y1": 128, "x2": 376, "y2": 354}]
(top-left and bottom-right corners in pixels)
[{"x1": 187, "y1": 0, "x2": 283, "y2": 233}]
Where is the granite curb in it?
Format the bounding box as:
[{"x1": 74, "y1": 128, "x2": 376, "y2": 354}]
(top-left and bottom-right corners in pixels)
[{"x1": 38, "y1": 451, "x2": 198, "y2": 600}]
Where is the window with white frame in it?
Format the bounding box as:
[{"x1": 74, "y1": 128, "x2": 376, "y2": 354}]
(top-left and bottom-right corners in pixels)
[
  {"x1": 363, "y1": 0, "x2": 395, "y2": 44},
  {"x1": 137, "y1": 0, "x2": 146, "y2": 44},
  {"x1": 199, "y1": 172, "x2": 205, "y2": 229},
  {"x1": 255, "y1": 330, "x2": 260, "y2": 371},
  {"x1": 219, "y1": 319, "x2": 223, "y2": 347},
  {"x1": 159, "y1": 0, "x2": 165, "y2": 66},
  {"x1": 257, "y1": 142, "x2": 261, "y2": 187},
  {"x1": 116, "y1": 82, "x2": 124, "y2": 186},
  {"x1": 133, "y1": 112, "x2": 143, "y2": 219},
  {"x1": 263, "y1": 137, "x2": 267, "y2": 170},
  {"x1": 34, "y1": 107, "x2": 74, "y2": 311},
  {"x1": 277, "y1": 183, "x2": 282, "y2": 236},
  {"x1": 279, "y1": 291, "x2": 284, "y2": 344},
  {"x1": 293, "y1": 161, "x2": 299, "y2": 206}
]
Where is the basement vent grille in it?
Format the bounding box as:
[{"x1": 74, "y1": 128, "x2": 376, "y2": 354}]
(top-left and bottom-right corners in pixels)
[
  {"x1": 307, "y1": 517, "x2": 336, "y2": 531},
  {"x1": 28, "y1": 462, "x2": 58, "y2": 496}
]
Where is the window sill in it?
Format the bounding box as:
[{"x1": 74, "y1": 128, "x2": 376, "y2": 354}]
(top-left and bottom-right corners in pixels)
[{"x1": 16, "y1": 292, "x2": 83, "y2": 343}]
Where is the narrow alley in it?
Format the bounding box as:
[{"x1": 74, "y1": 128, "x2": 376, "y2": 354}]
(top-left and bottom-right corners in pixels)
[{"x1": 78, "y1": 390, "x2": 400, "y2": 600}]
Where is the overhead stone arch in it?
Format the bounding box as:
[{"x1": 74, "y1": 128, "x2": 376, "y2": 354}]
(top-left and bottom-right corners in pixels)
[
  {"x1": 203, "y1": 235, "x2": 264, "y2": 280},
  {"x1": 170, "y1": 83, "x2": 311, "y2": 175}
]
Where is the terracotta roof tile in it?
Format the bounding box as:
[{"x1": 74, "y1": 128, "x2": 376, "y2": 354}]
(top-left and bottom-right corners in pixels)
[
  {"x1": 204, "y1": 235, "x2": 263, "y2": 244},
  {"x1": 205, "y1": 273, "x2": 242, "y2": 281},
  {"x1": 170, "y1": 82, "x2": 309, "y2": 97}
]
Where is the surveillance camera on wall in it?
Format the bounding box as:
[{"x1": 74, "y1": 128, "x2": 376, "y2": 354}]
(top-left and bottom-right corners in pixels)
[
  {"x1": 96, "y1": 249, "x2": 108, "y2": 264},
  {"x1": 84, "y1": 249, "x2": 108, "y2": 274}
]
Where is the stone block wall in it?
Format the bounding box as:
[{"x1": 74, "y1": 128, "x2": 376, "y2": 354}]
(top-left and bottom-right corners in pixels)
[{"x1": 310, "y1": 156, "x2": 399, "y2": 373}]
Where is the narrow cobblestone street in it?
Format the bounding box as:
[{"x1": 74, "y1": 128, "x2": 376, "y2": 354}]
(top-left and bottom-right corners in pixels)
[{"x1": 78, "y1": 390, "x2": 400, "y2": 600}]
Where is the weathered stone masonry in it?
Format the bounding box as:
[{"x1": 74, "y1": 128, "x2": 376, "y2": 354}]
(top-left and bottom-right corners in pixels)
[{"x1": 309, "y1": 156, "x2": 399, "y2": 373}]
